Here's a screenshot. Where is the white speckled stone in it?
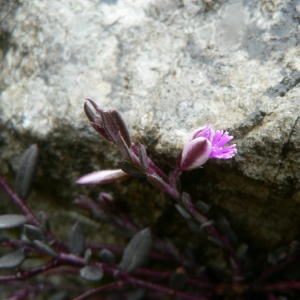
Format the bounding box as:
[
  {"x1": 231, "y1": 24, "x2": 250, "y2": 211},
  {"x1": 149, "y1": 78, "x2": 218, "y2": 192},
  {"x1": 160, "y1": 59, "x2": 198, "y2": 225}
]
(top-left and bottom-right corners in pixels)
[{"x1": 1, "y1": 0, "x2": 300, "y2": 247}]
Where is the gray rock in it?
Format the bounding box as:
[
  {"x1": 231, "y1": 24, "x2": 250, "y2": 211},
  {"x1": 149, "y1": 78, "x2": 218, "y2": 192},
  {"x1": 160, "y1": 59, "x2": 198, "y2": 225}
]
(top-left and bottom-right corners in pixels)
[{"x1": 1, "y1": 0, "x2": 300, "y2": 247}]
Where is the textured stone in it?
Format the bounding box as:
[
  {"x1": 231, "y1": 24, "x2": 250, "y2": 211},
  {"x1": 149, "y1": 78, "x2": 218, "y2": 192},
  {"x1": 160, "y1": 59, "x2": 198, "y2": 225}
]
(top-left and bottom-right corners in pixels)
[{"x1": 1, "y1": 0, "x2": 300, "y2": 247}]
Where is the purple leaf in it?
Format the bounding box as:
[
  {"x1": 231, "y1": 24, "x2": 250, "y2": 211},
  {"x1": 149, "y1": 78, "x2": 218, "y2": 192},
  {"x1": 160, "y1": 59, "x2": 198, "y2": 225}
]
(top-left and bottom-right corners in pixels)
[
  {"x1": 147, "y1": 174, "x2": 169, "y2": 191},
  {"x1": 116, "y1": 132, "x2": 134, "y2": 163},
  {"x1": 138, "y1": 143, "x2": 148, "y2": 171},
  {"x1": 90, "y1": 121, "x2": 113, "y2": 141},
  {"x1": 99, "y1": 110, "x2": 119, "y2": 142},
  {"x1": 110, "y1": 109, "x2": 132, "y2": 148},
  {"x1": 84, "y1": 101, "x2": 97, "y2": 122}
]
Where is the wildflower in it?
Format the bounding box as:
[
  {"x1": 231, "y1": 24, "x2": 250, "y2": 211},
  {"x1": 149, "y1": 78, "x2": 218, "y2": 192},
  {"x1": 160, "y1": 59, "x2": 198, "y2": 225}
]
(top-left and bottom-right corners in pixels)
[
  {"x1": 77, "y1": 169, "x2": 130, "y2": 185},
  {"x1": 178, "y1": 125, "x2": 237, "y2": 171}
]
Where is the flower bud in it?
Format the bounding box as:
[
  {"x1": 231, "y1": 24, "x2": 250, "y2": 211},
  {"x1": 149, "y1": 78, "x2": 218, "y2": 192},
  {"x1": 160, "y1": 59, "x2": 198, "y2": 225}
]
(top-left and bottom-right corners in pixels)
[
  {"x1": 178, "y1": 137, "x2": 212, "y2": 171},
  {"x1": 77, "y1": 169, "x2": 130, "y2": 185}
]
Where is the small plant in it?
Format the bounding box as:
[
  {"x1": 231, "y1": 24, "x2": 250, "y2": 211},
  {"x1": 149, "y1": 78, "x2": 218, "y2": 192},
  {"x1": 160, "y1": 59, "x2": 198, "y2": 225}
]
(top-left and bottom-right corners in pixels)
[{"x1": 0, "y1": 99, "x2": 299, "y2": 299}]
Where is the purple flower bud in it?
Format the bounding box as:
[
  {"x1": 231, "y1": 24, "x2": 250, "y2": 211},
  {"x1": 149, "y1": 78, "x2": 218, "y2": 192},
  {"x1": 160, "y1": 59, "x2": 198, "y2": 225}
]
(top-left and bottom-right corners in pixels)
[
  {"x1": 178, "y1": 125, "x2": 237, "y2": 171},
  {"x1": 179, "y1": 137, "x2": 212, "y2": 171},
  {"x1": 77, "y1": 169, "x2": 130, "y2": 185}
]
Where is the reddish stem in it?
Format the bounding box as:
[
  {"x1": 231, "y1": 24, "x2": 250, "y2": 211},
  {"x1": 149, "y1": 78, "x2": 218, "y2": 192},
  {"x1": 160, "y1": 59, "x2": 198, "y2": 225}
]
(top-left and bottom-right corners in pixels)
[
  {"x1": 56, "y1": 253, "x2": 207, "y2": 300},
  {"x1": 0, "y1": 260, "x2": 59, "y2": 282},
  {"x1": 74, "y1": 281, "x2": 126, "y2": 300},
  {"x1": 0, "y1": 176, "x2": 41, "y2": 227},
  {"x1": 260, "y1": 281, "x2": 300, "y2": 292},
  {"x1": 255, "y1": 254, "x2": 300, "y2": 283}
]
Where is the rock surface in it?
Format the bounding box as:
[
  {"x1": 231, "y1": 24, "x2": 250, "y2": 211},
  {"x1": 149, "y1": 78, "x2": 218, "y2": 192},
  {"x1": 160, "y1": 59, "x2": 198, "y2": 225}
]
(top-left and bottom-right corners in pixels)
[{"x1": 1, "y1": 0, "x2": 300, "y2": 247}]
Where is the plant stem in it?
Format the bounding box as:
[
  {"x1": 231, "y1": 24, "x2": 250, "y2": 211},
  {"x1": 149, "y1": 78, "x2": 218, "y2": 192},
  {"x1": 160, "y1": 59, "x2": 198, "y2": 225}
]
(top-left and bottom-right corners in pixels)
[
  {"x1": 74, "y1": 281, "x2": 126, "y2": 300},
  {"x1": 57, "y1": 253, "x2": 207, "y2": 300},
  {"x1": 260, "y1": 281, "x2": 300, "y2": 292},
  {"x1": 0, "y1": 176, "x2": 40, "y2": 227},
  {"x1": 0, "y1": 260, "x2": 59, "y2": 282},
  {"x1": 255, "y1": 254, "x2": 300, "y2": 283}
]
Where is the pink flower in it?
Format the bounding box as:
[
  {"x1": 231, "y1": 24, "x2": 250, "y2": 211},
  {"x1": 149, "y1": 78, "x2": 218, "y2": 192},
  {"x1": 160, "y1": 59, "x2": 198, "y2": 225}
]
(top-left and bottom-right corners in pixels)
[
  {"x1": 77, "y1": 169, "x2": 130, "y2": 185},
  {"x1": 178, "y1": 126, "x2": 237, "y2": 171}
]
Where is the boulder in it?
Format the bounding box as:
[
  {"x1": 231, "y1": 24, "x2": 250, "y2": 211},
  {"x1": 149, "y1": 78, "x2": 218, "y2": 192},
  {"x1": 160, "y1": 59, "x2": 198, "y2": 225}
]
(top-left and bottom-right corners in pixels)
[{"x1": 0, "y1": 0, "x2": 300, "y2": 247}]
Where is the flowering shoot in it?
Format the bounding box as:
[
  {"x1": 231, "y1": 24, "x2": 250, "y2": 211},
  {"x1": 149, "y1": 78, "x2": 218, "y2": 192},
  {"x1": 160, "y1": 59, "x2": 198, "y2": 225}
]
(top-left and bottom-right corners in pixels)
[{"x1": 178, "y1": 125, "x2": 237, "y2": 171}]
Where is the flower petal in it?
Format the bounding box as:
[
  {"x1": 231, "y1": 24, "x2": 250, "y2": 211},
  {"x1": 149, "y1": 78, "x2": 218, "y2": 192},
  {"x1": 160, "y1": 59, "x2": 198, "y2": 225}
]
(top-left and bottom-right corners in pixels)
[{"x1": 194, "y1": 125, "x2": 215, "y2": 142}]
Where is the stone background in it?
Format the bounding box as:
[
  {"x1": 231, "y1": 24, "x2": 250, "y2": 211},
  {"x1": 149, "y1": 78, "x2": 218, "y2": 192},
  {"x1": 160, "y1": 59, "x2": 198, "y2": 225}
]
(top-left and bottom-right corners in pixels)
[{"x1": 1, "y1": 0, "x2": 300, "y2": 248}]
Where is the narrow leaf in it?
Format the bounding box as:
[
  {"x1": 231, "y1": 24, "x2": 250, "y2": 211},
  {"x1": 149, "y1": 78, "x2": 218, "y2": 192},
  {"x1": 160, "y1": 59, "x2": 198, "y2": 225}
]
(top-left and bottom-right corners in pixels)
[
  {"x1": 110, "y1": 109, "x2": 132, "y2": 148},
  {"x1": 182, "y1": 192, "x2": 192, "y2": 210},
  {"x1": 84, "y1": 101, "x2": 96, "y2": 122},
  {"x1": 68, "y1": 222, "x2": 86, "y2": 255},
  {"x1": 0, "y1": 214, "x2": 28, "y2": 229},
  {"x1": 200, "y1": 220, "x2": 214, "y2": 230},
  {"x1": 216, "y1": 217, "x2": 238, "y2": 246},
  {"x1": 86, "y1": 99, "x2": 113, "y2": 141},
  {"x1": 120, "y1": 228, "x2": 152, "y2": 273},
  {"x1": 195, "y1": 200, "x2": 210, "y2": 214},
  {"x1": 23, "y1": 224, "x2": 45, "y2": 241},
  {"x1": 147, "y1": 174, "x2": 168, "y2": 191},
  {"x1": 90, "y1": 122, "x2": 113, "y2": 141},
  {"x1": 174, "y1": 204, "x2": 191, "y2": 220},
  {"x1": 118, "y1": 162, "x2": 145, "y2": 178},
  {"x1": 187, "y1": 220, "x2": 203, "y2": 235},
  {"x1": 38, "y1": 211, "x2": 51, "y2": 232},
  {"x1": 33, "y1": 240, "x2": 58, "y2": 258},
  {"x1": 207, "y1": 236, "x2": 224, "y2": 247},
  {"x1": 116, "y1": 132, "x2": 134, "y2": 163},
  {"x1": 99, "y1": 249, "x2": 116, "y2": 265},
  {"x1": 99, "y1": 110, "x2": 118, "y2": 142},
  {"x1": 86, "y1": 98, "x2": 101, "y2": 112},
  {"x1": 15, "y1": 144, "x2": 38, "y2": 200},
  {"x1": 84, "y1": 248, "x2": 92, "y2": 265},
  {"x1": 0, "y1": 250, "x2": 25, "y2": 269},
  {"x1": 138, "y1": 143, "x2": 148, "y2": 171},
  {"x1": 80, "y1": 265, "x2": 103, "y2": 282}
]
